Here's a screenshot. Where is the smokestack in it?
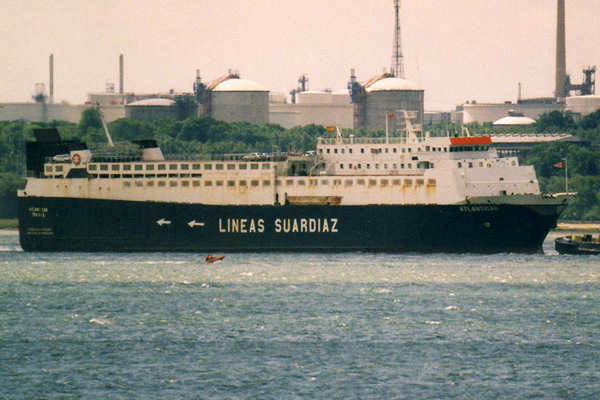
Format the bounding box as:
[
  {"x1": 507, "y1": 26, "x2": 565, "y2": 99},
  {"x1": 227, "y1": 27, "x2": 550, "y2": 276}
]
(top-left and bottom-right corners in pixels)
[
  {"x1": 555, "y1": 0, "x2": 567, "y2": 99},
  {"x1": 49, "y1": 54, "x2": 54, "y2": 104},
  {"x1": 119, "y1": 54, "x2": 124, "y2": 94}
]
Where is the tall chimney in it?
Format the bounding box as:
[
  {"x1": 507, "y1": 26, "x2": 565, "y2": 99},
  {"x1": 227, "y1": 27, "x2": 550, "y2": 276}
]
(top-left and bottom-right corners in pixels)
[
  {"x1": 119, "y1": 54, "x2": 124, "y2": 94},
  {"x1": 49, "y1": 54, "x2": 54, "y2": 104},
  {"x1": 555, "y1": 0, "x2": 567, "y2": 99}
]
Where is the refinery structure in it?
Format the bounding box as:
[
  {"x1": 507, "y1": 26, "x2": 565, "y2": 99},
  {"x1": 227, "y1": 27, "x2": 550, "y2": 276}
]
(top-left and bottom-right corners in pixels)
[{"x1": 1, "y1": 0, "x2": 598, "y2": 128}]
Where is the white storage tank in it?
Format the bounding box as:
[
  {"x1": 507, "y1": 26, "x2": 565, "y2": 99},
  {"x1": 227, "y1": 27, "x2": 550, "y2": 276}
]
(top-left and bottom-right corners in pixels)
[
  {"x1": 365, "y1": 78, "x2": 424, "y2": 132},
  {"x1": 211, "y1": 78, "x2": 269, "y2": 124},
  {"x1": 125, "y1": 98, "x2": 177, "y2": 122}
]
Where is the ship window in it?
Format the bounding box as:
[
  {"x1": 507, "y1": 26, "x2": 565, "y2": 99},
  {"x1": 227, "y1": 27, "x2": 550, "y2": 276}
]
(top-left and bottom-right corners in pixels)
[
  {"x1": 425, "y1": 146, "x2": 430, "y2": 151},
  {"x1": 401, "y1": 163, "x2": 405, "y2": 169},
  {"x1": 361, "y1": 148, "x2": 365, "y2": 153},
  {"x1": 357, "y1": 179, "x2": 365, "y2": 185},
  {"x1": 416, "y1": 179, "x2": 425, "y2": 186},
  {"x1": 239, "y1": 164, "x2": 247, "y2": 170},
  {"x1": 479, "y1": 162, "x2": 483, "y2": 167},
  {"x1": 511, "y1": 160, "x2": 516, "y2": 166},
  {"x1": 298, "y1": 180, "x2": 305, "y2": 185},
  {"x1": 56, "y1": 166, "x2": 63, "y2": 172},
  {"x1": 333, "y1": 179, "x2": 341, "y2": 186},
  {"x1": 45, "y1": 165, "x2": 53, "y2": 173},
  {"x1": 99, "y1": 164, "x2": 108, "y2": 171},
  {"x1": 262, "y1": 163, "x2": 270, "y2": 170},
  {"x1": 321, "y1": 179, "x2": 329, "y2": 185},
  {"x1": 285, "y1": 180, "x2": 293, "y2": 186},
  {"x1": 182, "y1": 181, "x2": 190, "y2": 187},
  {"x1": 158, "y1": 181, "x2": 166, "y2": 187},
  {"x1": 340, "y1": 164, "x2": 344, "y2": 169},
  {"x1": 202, "y1": 164, "x2": 211, "y2": 170},
  {"x1": 135, "y1": 181, "x2": 143, "y2": 187},
  {"x1": 468, "y1": 162, "x2": 473, "y2": 168},
  {"x1": 319, "y1": 149, "x2": 323, "y2": 153},
  {"x1": 345, "y1": 179, "x2": 353, "y2": 186},
  {"x1": 146, "y1": 164, "x2": 154, "y2": 171},
  {"x1": 357, "y1": 164, "x2": 361, "y2": 169},
  {"x1": 251, "y1": 180, "x2": 259, "y2": 187},
  {"x1": 216, "y1": 180, "x2": 223, "y2": 186},
  {"x1": 366, "y1": 164, "x2": 370, "y2": 169},
  {"x1": 444, "y1": 148, "x2": 447, "y2": 152},
  {"x1": 348, "y1": 163, "x2": 352, "y2": 169},
  {"x1": 408, "y1": 148, "x2": 412, "y2": 153},
  {"x1": 169, "y1": 164, "x2": 178, "y2": 170},
  {"x1": 112, "y1": 165, "x2": 120, "y2": 171},
  {"x1": 123, "y1": 182, "x2": 131, "y2": 187},
  {"x1": 88, "y1": 164, "x2": 97, "y2": 171},
  {"x1": 309, "y1": 179, "x2": 317, "y2": 186},
  {"x1": 385, "y1": 148, "x2": 389, "y2": 153},
  {"x1": 369, "y1": 179, "x2": 377, "y2": 186},
  {"x1": 111, "y1": 174, "x2": 121, "y2": 178},
  {"x1": 251, "y1": 163, "x2": 259, "y2": 170},
  {"x1": 404, "y1": 179, "x2": 412, "y2": 186},
  {"x1": 203, "y1": 181, "x2": 211, "y2": 187},
  {"x1": 376, "y1": 164, "x2": 379, "y2": 169},
  {"x1": 393, "y1": 148, "x2": 397, "y2": 153},
  {"x1": 158, "y1": 164, "x2": 166, "y2": 170},
  {"x1": 99, "y1": 174, "x2": 109, "y2": 179},
  {"x1": 334, "y1": 149, "x2": 338, "y2": 154},
  {"x1": 122, "y1": 174, "x2": 131, "y2": 178},
  {"x1": 134, "y1": 164, "x2": 143, "y2": 171},
  {"x1": 170, "y1": 181, "x2": 177, "y2": 187},
  {"x1": 392, "y1": 179, "x2": 401, "y2": 186},
  {"x1": 227, "y1": 180, "x2": 235, "y2": 187},
  {"x1": 487, "y1": 163, "x2": 492, "y2": 168},
  {"x1": 408, "y1": 163, "x2": 412, "y2": 169},
  {"x1": 384, "y1": 164, "x2": 388, "y2": 169},
  {"x1": 326, "y1": 149, "x2": 330, "y2": 154},
  {"x1": 275, "y1": 179, "x2": 282, "y2": 186},
  {"x1": 146, "y1": 181, "x2": 154, "y2": 187},
  {"x1": 181, "y1": 164, "x2": 189, "y2": 170},
  {"x1": 341, "y1": 149, "x2": 345, "y2": 154},
  {"x1": 227, "y1": 164, "x2": 235, "y2": 170},
  {"x1": 263, "y1": 180, "x2": 271, "y2": 186},
  {"x1": 239, "y1": 180, "x2": 247, "y2": 186},
  {"x1": 381, "y1": 179, "x2": 389, "y2": 186},
  {"x1": 157, "y1": 173, "x2": 167, "y2": 178},
  {"x1": 180, "y1": 173, "x2": 190, "y2": 178},
  {"x1": 216, "y1": 164, "x2": 223, "y2": 170},
  {"x1": 349, "y1": 148, "x2": 353, "y2": 154},
  {"x1": 458, "y1": 162, "x2": 462, "y2": 168},
  {"x1": 402, "y1": 148, "x2": 406, "y2": 153},
  {"x1": 168, "y1": 174, "x2": 178, "y2": 178},
  {"x1": 393, "y1": 163, "x2": 397, "y2": 169}
]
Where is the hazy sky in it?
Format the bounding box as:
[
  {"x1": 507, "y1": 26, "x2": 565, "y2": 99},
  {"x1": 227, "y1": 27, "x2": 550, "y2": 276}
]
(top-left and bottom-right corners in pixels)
[{"x1": 2, "y1": 0, "x2": 599, "y2": 110}]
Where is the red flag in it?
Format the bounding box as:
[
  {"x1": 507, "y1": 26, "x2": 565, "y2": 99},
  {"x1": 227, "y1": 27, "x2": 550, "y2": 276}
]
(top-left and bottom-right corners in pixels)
[
  {"x1": 388, "y1": 113, "x2": 395, "y2": 118},
  {"x1": 553, "y1": 161, "x2": 564, "y2": 169}
]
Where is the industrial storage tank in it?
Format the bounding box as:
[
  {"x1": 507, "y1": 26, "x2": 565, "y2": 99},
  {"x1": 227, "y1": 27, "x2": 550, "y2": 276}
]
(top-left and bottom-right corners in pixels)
[
  {"x1": 566, "y1": 95, "x2": 600, "y2": 117},
  {"x1": 125, "y1": 98, "x2": 177, "y2": 122},
  {"x1": 211, "y1": 78, "x2": 269, "y2": 124},
  {"x1": 364, "y1": 77, "x2": 424, "y2": 132}
]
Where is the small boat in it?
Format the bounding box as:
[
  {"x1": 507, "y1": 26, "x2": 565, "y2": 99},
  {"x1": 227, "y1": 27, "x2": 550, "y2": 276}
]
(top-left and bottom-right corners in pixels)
[
  {"x1": 555, "y1": 234, "x2": 600, "y2": 255},
  {"x1": 205, "y1": 255, "x2": 225, "y2": 263}
]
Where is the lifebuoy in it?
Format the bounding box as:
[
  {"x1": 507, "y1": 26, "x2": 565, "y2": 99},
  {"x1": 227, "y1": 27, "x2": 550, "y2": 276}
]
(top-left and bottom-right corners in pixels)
[{"x1": 72, "y1": 153, "x2": 81, "y2": 165}]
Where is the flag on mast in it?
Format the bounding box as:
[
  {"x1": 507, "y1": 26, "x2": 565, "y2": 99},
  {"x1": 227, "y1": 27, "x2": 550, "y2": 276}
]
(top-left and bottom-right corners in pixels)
[{"x1": 553, "y1": 161, "x2": 564, "y2": 169}]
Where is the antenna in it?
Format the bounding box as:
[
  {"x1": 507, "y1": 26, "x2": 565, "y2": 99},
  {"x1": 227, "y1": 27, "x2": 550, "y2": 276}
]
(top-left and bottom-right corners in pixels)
[{"x1": 391, "y1": 0, "x2": 405, "y2": 78}]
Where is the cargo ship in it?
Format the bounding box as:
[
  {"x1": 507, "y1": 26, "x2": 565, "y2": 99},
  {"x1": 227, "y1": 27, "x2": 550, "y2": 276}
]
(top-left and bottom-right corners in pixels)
[{"x1": 18, "y1": 115, "x2": 573, "y2": 252}]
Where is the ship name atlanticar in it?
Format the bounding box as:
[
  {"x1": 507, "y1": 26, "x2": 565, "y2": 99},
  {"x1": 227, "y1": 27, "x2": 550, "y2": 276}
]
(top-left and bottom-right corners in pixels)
[{"x1": 218, "y1": 218, "x2": 338, "y2": 233}]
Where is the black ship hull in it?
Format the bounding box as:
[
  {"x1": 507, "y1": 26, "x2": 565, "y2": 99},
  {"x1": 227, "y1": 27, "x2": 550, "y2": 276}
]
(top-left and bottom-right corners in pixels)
[{"x1": 19, "y1": 196, "x2": 563, "y2": 253}]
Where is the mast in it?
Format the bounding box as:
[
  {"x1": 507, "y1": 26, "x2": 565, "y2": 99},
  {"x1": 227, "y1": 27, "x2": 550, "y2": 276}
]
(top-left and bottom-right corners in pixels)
[{"x1": 391, "y1": 0, "x2": 405, "y2": 78}]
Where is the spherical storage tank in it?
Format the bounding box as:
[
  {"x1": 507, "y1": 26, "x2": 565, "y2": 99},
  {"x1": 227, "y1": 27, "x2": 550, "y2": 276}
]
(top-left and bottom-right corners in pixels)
[
  {"x1": 125, "y1": 98, "x2": 177, "y2": 122},
  {"x1": 364, "y1": 78, "x2": 424, "y2": 132},
  {"x1": 210, "y1": 78, "x2": 269, "y2": 124}
]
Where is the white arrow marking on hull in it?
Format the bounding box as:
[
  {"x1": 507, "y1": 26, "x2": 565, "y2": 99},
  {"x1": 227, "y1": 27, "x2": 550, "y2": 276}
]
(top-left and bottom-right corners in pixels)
[
  {"x1": 188, "y1": 220, "x2": 205, "y2": 228},
  {"x1": 156, "y1": 218, "x2": 171, "y2": 226}
]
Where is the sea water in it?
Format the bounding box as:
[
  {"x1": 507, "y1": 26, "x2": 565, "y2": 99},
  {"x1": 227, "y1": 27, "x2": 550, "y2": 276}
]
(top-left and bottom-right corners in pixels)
[{"x1": 1, "y1": 230, "x2": 598, "y2": 399}]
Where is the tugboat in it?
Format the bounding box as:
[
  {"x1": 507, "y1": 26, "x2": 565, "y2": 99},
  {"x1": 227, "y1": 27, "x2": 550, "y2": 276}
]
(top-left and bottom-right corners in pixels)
[{"x1": 555, "y1": 234, "x2": 600, "y2": 255}]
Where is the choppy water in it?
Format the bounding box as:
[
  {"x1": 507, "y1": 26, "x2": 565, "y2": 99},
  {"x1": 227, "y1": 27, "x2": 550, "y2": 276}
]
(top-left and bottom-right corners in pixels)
[{"x1": 1, "y1": 230, "x2": 599, "y2": 399}]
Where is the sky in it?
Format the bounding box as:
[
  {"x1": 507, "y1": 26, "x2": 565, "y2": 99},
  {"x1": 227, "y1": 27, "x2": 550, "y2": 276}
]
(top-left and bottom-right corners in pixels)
[{"x1": 2, "y1": 0, "x2": 600, "y2": 110}]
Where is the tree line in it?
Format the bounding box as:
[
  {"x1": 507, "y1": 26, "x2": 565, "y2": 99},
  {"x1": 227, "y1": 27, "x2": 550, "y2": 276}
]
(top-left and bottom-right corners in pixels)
[{"x1": 0, "y1": 108, "x2": 599, "y2": 220}]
